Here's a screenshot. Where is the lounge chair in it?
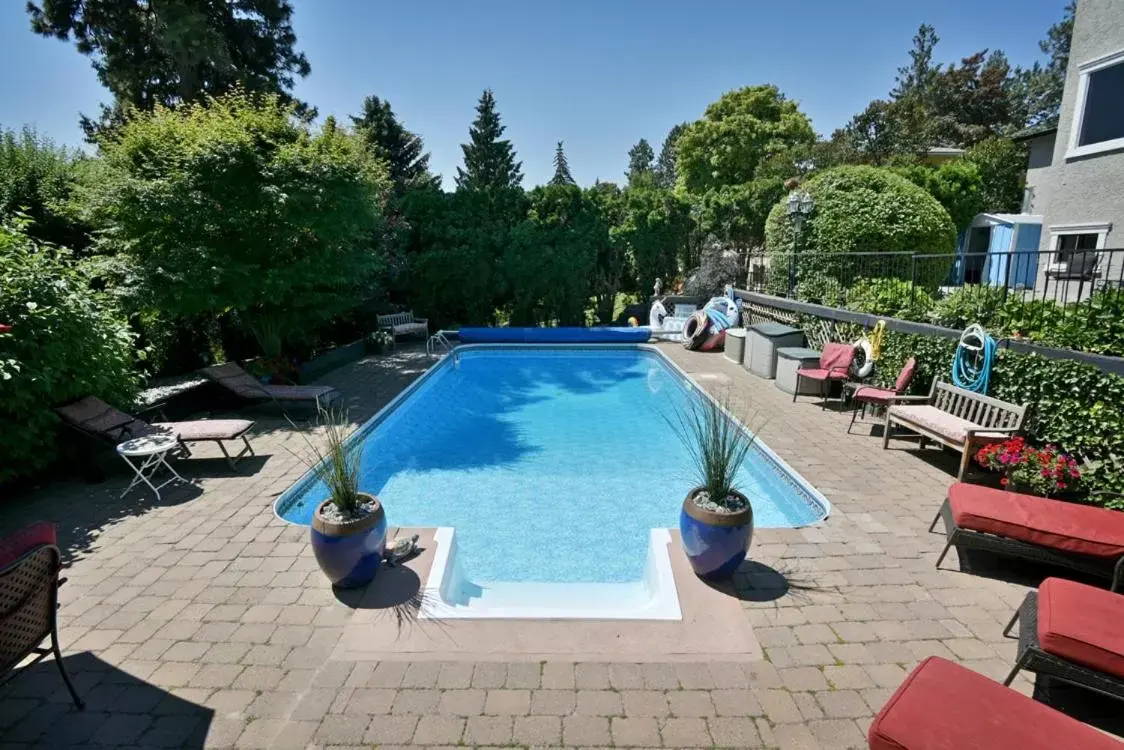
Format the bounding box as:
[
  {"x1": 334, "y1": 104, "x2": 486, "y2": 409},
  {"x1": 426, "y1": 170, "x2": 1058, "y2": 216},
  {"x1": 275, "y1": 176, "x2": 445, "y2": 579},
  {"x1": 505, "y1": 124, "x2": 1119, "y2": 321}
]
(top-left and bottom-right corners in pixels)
[
  {"x1": 201, "y1": 363, "x2": 340, "y2": 414},
  {"x1": 0, "y1": 522, "x2": 84, "y2": 709},
  {"x1": 1002, "y1": 577, "x2": 1124, "y2": 703},
  {"x1": 930, "y1": 483, "x2": 1124, "y2": 591},
  {"x1": 868, "y1": 656, "x2": 1120, "y2": 749},
  {"x1": 792, "y1": 341, "x2": 855, "y2": 408},
  {"x1": 56, "y1": 396, "x2": 255, "y2": 470},
  {"x1": 845, "y1": 357, "x2": 916, "y2": 433}
]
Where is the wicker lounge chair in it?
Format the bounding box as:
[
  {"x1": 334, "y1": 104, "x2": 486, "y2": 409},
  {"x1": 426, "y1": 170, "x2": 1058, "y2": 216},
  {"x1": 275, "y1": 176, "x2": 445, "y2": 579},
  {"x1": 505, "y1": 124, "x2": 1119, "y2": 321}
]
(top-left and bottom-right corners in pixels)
[
  {"x1": 0, "y1": 522, "x2": 84, "y2": 709},
  {"x1": 201, "y1": 363, "x2": 340, "y2": 413},
  {"x1": 845, "y1": 357, "x2": 916, "y2": 434},
  {"x1": 868, "y1": 656, "x2": 1120, "y2": 749},
  {"x1": 1001, "y1": 577, "x2": 1124, "y2": 703},
  {"x1": 792, "y1": 342, "x2": 855, "y2": 408},
  {"x1": 930, "y1": 483, "x2": 1124, "y2": 591},
  {"x1": 56, "y1": 396, "x2": 255, "y2": 470}
]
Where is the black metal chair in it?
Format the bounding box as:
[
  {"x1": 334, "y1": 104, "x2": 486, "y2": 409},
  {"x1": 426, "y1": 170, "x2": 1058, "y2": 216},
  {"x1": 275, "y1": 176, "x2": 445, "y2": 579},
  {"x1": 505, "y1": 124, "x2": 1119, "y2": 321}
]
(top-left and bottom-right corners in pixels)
[{"x1": 0, "y1": 522, "x2": 84, "y2": 709}]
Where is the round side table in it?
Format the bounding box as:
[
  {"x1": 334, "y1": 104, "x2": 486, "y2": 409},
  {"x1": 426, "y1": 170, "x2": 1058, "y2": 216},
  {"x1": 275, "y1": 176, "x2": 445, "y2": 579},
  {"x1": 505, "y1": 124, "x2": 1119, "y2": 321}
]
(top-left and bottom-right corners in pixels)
[{"x1": 116, "y1": 434, "x2": 188, "y2": 500}]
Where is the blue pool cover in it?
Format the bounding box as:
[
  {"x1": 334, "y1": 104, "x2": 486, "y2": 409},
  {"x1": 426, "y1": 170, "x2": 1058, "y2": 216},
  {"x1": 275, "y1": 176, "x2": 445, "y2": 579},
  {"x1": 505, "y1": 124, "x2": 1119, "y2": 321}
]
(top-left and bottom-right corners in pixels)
[{"x1": 458, "y1": 326, "x2": 650, "y2": 344}]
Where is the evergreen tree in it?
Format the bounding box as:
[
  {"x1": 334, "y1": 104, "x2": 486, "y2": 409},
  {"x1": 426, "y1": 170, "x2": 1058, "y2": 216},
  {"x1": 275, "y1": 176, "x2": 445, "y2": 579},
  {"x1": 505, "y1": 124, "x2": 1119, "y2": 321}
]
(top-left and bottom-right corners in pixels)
[
  {"x1": 626, "y1": 138, "x2": 655, "y2": 185},
  {"x1": 550, "y1": 141, "x2": 575, "y2": 185},
  {"x1": 891, "y1": 24, "x2": 941, "y2": 101},
  {"x1": 27, "y1": 0, "x2": 311, "y2": 136},
  {"x1": 455, "y1": 89, "x2": 523, "y2": 191},
  {"x1": 1010, "y1": 2, "x2": 1075, "y2": 127},
  {"x1": 654, "y1": 124, "x2": 686, "y2": 189},
  {"x1": 350, "y1": 95, "x2": 438, "y2": 192}
]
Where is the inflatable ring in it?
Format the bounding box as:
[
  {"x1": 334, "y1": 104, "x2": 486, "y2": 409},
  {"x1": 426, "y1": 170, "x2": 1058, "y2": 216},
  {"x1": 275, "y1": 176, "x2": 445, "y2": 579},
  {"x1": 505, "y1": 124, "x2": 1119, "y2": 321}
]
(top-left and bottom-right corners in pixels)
[
  {"x1": 683, "y1": 310, "x2": 710, "y2": 351},
  {"x1": 853, "y1": 338, "x2": 875, "y2": 378}
]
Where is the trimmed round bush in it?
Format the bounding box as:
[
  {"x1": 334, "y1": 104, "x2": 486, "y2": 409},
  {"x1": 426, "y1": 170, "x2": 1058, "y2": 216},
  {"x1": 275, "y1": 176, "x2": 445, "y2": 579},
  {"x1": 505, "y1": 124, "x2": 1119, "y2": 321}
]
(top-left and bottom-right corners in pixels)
[{"x1": 765, "y1": 165, "x2": 957, "y2": 290}]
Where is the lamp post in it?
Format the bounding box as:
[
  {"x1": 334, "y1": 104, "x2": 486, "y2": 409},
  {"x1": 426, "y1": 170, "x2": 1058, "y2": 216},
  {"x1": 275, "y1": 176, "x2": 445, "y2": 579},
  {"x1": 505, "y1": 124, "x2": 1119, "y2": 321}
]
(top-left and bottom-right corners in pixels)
[{"x1": 785, "y1": 190, "x2": 814, "y2": 297}]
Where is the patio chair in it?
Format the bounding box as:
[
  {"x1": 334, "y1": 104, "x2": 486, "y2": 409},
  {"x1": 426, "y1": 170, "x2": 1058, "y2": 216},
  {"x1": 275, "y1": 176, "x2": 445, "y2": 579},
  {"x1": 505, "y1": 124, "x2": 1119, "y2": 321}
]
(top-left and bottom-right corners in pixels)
[
  {"x1": 1001, "y1": 577, "x2": 1124, "y2": 703},
  {"x1": 56, "y1": 396, "x2": 255, "y2": 471},
  {"x1": 929, "y1": 483, "x2": 1124, "y2": 591},
  {"x1": 845, "y1": 357, "x2": 916, "y2": 434},
  {"x1": 201, "y1": 363, "x2": 340, "y2": 415},
  {"x1": 868, "y1": 656, "x2": 1120, "y2": 750},
  {"x1": 0, "y1": 522, "x2": 84, "y2": 709},
  {"x1": 792, "y1": 342, "x2": 855, "y2": 408}
]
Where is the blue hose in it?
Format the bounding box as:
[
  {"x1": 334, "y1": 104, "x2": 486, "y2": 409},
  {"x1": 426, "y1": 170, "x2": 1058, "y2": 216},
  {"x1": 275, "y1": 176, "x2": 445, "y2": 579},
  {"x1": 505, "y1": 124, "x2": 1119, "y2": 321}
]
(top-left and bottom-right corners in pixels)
[{"x1": 952, "y1": 325, "x2": 995, "y2": 394}]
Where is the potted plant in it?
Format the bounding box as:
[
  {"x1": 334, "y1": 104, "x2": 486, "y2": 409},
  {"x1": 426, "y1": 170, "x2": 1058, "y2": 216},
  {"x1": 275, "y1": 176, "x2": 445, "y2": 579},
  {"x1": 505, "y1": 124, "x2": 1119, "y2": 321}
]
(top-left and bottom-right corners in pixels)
[
  {"x1": 975, "y1": 438, "x2": 1083, "y2": 498},
  {"x1": 366, "y1": 330, "x2": 394, "y2": 355},
  {"x1": 671, "y1": 391, "x2": 756, "y2": 580},
  {"x1": 296, "y1": 407, "x2": 388, "y2": 588}
]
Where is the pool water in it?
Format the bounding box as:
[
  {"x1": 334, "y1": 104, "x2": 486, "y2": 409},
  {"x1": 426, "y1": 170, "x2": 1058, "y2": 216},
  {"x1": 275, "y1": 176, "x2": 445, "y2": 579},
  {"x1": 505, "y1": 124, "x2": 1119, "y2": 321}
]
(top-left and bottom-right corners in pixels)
[{"x1": 277, "y1": 346, "x2": 826, "y2": 585}]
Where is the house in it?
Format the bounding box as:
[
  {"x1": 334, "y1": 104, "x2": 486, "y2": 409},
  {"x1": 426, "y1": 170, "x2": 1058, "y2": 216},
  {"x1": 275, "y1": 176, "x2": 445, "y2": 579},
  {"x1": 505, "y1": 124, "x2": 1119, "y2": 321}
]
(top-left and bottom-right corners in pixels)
[{"x1": 1014, "y1": 0, "x2": 1124, "y2": 301}]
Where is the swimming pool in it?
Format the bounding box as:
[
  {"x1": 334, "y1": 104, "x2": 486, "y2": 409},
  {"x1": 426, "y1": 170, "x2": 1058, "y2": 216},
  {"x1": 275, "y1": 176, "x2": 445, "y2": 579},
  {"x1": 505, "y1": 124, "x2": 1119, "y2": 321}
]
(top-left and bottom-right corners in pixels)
[{"x1": 276, "y1": 345, "x2": 828, "y2": 617}]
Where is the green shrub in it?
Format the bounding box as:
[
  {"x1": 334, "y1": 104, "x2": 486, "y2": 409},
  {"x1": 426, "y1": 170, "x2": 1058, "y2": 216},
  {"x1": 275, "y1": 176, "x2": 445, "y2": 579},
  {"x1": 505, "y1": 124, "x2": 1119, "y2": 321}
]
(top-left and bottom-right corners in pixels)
[
  {"x1": 764, "y1": 165, "x2": 957, "y2": 289},
  {"x1": 95, "y1": 91, "x2": 389, "y2": 358},
  {"x1": 929, "y1": 285, "x2": 1009, "y2": 330},
  {"x1": 0, "y1": 220, "x2": 141, "y2": 482},
  {"x1": 845, "y1": 277, "x2": 935, "y2": 320},
  {"x1": 795, "y1": 273, "x2": 846, "y2": 307}
]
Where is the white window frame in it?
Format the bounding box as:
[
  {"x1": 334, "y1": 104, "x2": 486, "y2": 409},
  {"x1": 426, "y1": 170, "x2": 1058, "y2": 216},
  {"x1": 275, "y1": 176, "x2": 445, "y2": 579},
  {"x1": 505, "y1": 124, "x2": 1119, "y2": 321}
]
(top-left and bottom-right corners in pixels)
[
  {"x1": 1046, "y1": 222, "x2": 1111, "y2": 276},
  {"x1": 1066, "y1": 48, "x2": 1124, "y2": 159}
]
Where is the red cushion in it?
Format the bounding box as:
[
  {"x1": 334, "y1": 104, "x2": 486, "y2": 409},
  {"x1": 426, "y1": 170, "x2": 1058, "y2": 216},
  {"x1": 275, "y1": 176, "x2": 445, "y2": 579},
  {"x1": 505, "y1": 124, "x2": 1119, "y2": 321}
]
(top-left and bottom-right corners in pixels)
[
  {"x1": 893, "y1": 357, "x2": 917, "y2": 394},
  {"x1": 0, "y1": 522, "x2": 56, "y2": 570},
  {"x1": 1038, "y1": 577, "x2": 1124, "y2": 680},
  {"x1": 948, "y1": 483, "x2": 1124, "y2": 559},
  {"x1": 868, "y1": 656, "x2": 1121, "y2": 750},
  {"x1": 820, "y1": 341, "x2": 855, "y2": 372},
  {"x1": 796, "y1": 367, "x2": 849, "y2": 382},
  {"x1": 854, "y1": 386, "x2": 896, "y2": 404}
]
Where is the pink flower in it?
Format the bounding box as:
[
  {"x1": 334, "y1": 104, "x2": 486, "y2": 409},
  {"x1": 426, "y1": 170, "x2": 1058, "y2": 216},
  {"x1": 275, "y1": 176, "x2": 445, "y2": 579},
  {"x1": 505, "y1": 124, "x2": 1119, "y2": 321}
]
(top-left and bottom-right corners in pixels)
[{"x1": 1041, "y1": 469, "x2": 1051, "y2": 477}]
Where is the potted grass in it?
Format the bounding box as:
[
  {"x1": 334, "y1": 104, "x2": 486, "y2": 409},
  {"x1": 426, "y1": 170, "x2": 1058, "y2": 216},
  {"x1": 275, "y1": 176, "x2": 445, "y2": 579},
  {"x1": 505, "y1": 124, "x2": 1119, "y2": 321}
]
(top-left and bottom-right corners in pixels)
[
  {"x1": 671, "y1": 391, "x2": 756, "y2": 580},
  {"x1": 296, "y1": 407, "x2": 388, "y2": 588}
]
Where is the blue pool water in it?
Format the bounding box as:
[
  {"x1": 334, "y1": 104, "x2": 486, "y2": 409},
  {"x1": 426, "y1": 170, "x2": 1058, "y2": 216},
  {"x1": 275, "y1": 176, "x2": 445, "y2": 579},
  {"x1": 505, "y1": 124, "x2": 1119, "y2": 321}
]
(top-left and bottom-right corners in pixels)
[{"x1": 277, "y1": 346, "x2": 826, "y2": 585}]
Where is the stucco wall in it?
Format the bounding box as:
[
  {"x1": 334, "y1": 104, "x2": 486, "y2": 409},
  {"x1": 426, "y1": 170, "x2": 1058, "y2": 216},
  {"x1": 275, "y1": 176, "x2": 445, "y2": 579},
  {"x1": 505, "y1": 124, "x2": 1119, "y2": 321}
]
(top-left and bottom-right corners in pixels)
[{"x1": 1031, "y1": 0, "x2": 1124, "y2": 296}]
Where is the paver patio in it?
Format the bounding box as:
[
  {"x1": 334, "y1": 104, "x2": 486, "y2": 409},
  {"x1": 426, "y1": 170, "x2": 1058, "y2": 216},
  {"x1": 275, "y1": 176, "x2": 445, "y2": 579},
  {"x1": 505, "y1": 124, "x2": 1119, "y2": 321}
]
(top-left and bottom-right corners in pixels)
[{"x1": 1, "y1": 343, "x2": 1116, "y2": 748}]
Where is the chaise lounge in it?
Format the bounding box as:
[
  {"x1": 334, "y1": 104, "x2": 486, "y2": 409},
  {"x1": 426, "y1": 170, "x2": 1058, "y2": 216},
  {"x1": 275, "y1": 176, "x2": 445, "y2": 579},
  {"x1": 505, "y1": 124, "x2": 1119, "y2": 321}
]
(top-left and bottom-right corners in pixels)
[
  {"x1": 201, "y1": 363, "x2": 340, "y2": 414},
  {"x1": 930, "y1": 483, "x2": 1124, "y2": 591},
  {"x1": 868, "y1": 656, "x2": 1121, "y2": 749},
  {"x1": 1002, "y1": 576, "x2": 1124, "y2": 703},
  {"x1": 56, "y1": 396, "x2": 255, "y2": 470}
]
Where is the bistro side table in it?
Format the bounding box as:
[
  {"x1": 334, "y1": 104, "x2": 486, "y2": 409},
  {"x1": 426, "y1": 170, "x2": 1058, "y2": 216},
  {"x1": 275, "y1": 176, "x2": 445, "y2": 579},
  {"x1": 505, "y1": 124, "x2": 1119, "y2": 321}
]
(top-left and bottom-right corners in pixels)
[{"x1": 116, "y1": 434, "x2": 188, "y2": 500}]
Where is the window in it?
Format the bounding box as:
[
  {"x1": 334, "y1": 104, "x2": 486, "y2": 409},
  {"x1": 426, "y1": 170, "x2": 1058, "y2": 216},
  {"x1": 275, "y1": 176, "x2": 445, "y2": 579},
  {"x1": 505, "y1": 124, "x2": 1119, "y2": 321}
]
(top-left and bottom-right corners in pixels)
[
  {"x1": 1047, "y1": 223, "x2": 1111, "y2": 279},
  {"x1": 1068, "y1": 50, "x2": 1124, "y2": 158}
]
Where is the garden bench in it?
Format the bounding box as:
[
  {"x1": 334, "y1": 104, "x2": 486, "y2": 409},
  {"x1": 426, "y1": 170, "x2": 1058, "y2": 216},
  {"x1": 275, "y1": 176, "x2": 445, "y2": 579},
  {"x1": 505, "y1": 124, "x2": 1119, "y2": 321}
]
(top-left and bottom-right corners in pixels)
[
  {"x1": 882, "y1": 379, "x2": 1027, "y2": 480},
  {"x1": 377, "y1": 311, "x2": 428, "y2": 342}
]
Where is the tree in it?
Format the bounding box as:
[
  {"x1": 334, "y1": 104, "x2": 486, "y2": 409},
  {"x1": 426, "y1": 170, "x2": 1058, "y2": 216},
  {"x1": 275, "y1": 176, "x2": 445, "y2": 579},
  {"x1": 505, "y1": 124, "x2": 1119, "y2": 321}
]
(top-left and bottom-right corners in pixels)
[
  {"x1": 964, "y1": 137, "x2": 1026, "y2": 213},
  {"x1": 94, "y1": 92, "x2": 389, "y2": 355},
  {"x1": 626, "y1": 138, "x2": 655, "y2": 186},
  {"x1": 892, "y1": 161, "x2": 984, "y2": 231},
  {"x1": 587, "y1": 181, "x2": 626, "y2": 322},
  {"x1": 1010, "y1": 2, "x2": 1075, "y2": 127},
  {"x1": 350, "y1": 96, "x2": 438, "y2": 193},
  {"x1": 0, "y1": 218, "x2": 140, "y2": 482},
  {"x1": 891, "y1": 24, "x2": 941, "y2": 101},
  {"x1": 616, "y1": 187, "x2": 693, "y2": 301},
  {"x1": 455, "y1": 89, "x2": 523, "y2": 191},
  {"x1": 927, "y1": 49, "x2": 1016, "y2": 145},
  {"x1": 830, "y1": 99, "x2": 918, "y2": 165},
  {"x1": 675, "y1": 85, "x2": 816, "y2": 194},
  {"x1": 653, "y1": 124, "x2": 686, "y2": 189},
  {"x1": 551, "y1": 141, "x2": 575, "y2": 185},
  {"x1": 764, "y1": 166, "x2": 957, "y2": 289},
  {"x1": 27, "y1": 0, "x2": 311, "y2": 135},
  {"x1": 0, "y1": 127, "x2": 90, "y2": 249}
]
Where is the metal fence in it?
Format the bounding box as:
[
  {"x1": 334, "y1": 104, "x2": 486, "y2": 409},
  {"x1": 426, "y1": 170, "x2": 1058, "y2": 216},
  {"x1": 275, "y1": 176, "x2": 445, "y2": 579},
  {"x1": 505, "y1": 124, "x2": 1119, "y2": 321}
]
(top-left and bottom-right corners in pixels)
[{"x1": 744, "y1": 246, "x2": 1124, "y2": 311}]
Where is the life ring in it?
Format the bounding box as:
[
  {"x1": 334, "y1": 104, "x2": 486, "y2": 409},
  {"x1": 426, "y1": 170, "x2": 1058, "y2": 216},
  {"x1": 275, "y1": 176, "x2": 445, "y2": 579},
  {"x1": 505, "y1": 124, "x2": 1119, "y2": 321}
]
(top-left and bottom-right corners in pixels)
[
  {"x1": 852, "y1": 338, "x2": 874, "y2": 378},
  {"x1": 682, "y1": 310, "x2": 710, "y2": 351}
]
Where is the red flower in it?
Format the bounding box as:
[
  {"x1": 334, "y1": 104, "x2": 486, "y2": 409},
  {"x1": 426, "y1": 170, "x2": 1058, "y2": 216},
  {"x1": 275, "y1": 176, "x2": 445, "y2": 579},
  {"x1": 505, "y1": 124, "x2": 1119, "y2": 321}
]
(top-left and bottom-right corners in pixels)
[
  {"x1": 1000, "y1": 477, "x2": 1009, "y2": 487},
  {"x1": 0, "y1": 324, "x2": 10, "y2": 333}
]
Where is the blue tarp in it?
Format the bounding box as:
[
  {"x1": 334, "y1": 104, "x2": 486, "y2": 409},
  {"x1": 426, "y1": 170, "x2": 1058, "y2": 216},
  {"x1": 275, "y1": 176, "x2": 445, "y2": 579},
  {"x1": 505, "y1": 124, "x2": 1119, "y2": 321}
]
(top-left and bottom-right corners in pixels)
[{"x1": 458, "y1": 327, "x2": 651, "y2": 344}]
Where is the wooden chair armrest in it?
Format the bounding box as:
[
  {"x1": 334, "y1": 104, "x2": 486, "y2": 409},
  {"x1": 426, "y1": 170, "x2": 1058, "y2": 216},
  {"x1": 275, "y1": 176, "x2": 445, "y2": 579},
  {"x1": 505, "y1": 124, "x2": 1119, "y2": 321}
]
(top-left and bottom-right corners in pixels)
[{"x1": 965, "y1": 426, "x2": 1020, "y2": 437}]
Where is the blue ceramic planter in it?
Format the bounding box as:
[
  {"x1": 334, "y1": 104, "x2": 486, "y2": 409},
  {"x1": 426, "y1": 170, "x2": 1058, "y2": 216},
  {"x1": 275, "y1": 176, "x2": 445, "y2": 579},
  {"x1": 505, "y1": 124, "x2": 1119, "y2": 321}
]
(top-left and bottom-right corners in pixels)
[
  {"x1": 679, "y1": 489, "x2": 754, "y2": 580},
  {"x1": 310, "y1": 494, "x2": 388, "y2": 588}
]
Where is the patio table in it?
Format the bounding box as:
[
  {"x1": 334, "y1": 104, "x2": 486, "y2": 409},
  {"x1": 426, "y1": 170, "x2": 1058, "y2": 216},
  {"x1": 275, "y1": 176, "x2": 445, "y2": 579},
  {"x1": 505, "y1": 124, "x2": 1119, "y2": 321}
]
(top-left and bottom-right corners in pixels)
[{"x1": 116, "y1": 434, "x2": 189, "y2": 500}]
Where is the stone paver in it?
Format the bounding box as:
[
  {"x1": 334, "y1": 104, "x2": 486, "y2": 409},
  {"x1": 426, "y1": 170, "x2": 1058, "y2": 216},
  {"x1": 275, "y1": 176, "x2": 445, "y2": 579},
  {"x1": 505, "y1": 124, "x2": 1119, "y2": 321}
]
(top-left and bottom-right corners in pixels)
[{"x1": 0, "y1": 343, "x2": 1066, "y2": 747}]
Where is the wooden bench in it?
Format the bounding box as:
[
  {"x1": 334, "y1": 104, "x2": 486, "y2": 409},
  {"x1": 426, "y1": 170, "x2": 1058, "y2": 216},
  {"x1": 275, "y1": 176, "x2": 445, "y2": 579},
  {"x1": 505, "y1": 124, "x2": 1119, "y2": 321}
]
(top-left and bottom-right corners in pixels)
[
  {"x1": 882, "y1": 379, "x2": 1028, "y2": 481},
  {"x1": 377, "y1": 311, "x2": 428, "y2": 342}
]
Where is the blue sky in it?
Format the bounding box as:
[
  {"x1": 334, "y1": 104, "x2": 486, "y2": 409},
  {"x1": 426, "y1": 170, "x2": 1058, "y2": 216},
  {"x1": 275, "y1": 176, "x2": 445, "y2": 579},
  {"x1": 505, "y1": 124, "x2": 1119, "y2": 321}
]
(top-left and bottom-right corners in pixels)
[{"x1": 0, "y1": 0, "x2": 1066, "y2": 189}]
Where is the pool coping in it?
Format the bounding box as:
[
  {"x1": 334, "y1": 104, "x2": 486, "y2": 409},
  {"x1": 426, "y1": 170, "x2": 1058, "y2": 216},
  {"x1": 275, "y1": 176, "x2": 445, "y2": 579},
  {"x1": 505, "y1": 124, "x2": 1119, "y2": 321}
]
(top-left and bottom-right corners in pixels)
[{"x1": 274, "y1": 343, "x2": 832, "y2": 528}]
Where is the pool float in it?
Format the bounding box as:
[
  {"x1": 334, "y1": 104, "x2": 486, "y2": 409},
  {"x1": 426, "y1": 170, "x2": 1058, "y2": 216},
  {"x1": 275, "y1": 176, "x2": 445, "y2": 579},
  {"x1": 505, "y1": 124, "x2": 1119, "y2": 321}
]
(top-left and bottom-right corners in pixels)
[{"x1": 682, "y1": 288, "x2": 742, "y2": 351}]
